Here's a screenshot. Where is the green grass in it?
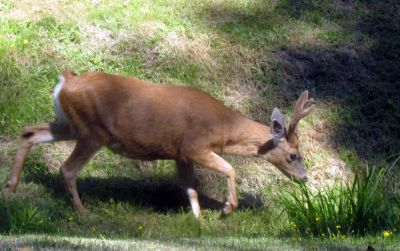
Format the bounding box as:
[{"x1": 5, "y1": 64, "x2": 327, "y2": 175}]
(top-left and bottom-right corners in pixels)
[
  {"x1": 1, "y1": 0, "x2": 400, "y2": 249},
  {"x1": 277, "y1": 167, "x2": 399, "y2": 238}
]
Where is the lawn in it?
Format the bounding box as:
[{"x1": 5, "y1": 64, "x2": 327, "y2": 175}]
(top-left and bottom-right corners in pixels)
[
  {"x1": 1, "y1": 0, "x2": 400, "y2": 250},
  {"x1": 1, "y1": 234, "x2": 400, "y2": 250}
]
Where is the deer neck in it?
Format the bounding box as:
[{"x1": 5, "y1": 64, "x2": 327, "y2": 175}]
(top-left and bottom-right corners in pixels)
[{"x1": 222, "y1": 117, "x2": 271, "y2": 157}]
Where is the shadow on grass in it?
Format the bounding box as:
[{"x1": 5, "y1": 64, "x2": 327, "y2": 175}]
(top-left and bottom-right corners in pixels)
[
  {"x1": 24, "y1": 167, "x2": 264, "y2": 213},
  {"x1": 274, "y1": 0, "x2": 400, "y2": 161},
  {"x1": 196, "y1": 0, "x2": 400, "y2": 162}
]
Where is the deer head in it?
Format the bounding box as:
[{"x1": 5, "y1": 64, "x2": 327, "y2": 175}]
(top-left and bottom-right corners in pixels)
[
  {"x1": 5, "y1": 67, "x2": 315, "y2": 219},
  {"x1": 258, "y1": 91, "x2": 315, "y2": 181}
]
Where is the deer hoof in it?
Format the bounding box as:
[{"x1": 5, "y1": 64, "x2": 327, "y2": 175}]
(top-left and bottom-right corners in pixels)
[
  {"x1": 76, "y1": 207, "x2": 90, "y2": 216},
  {"x1": 222, "y1": 201, "x2": 234, "y2": 215},
  {"x1": 4, "y1": 181, "x2": 16, "y2": 192}
]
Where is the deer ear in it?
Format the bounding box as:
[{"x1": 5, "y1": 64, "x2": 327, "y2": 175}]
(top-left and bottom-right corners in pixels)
[{"x1": 271, "y1": 108, "x2": 286, "y2": 139}]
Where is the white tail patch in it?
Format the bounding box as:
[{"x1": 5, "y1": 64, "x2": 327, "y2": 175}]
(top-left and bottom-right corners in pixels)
[{"x1": 53, "y1": 75, "x2": 71, "y2": 126}]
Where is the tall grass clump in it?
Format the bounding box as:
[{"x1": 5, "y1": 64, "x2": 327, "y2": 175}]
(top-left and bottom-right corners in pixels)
[
  {"x1": 277, "y1": 161, "x2": 400, "y2": 237},
  {"x1": 0, "y1": 195, "x2": 50, "y2": 234}
]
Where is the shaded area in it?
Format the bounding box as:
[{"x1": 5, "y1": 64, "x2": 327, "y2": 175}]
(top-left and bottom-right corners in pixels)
[
  {"x1": 277, "y1": 45, "x2": 400, "y2": 160},
  {"x1": 197, "y1": 0, "x2": 400, "y2": 162},
  {"x1": 24, "y1": 167, "x2": 264, "y2": 213},
  {"x1": 275, "y1": 0, "x2": 400, "y2": 160}
]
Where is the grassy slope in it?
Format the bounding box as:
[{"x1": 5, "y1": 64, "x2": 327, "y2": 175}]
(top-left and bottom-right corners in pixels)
[{"x1": 1, "y1": 0, "x2": 400, "y2": 249}]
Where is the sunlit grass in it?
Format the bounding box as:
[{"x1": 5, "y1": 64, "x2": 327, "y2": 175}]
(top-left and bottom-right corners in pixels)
[
  {"x1": 1, "y1": 234, "x2": 400, "y2": 251},
  {"x1": 1, "y1": 0, "x2": 400, "y2": 249}
]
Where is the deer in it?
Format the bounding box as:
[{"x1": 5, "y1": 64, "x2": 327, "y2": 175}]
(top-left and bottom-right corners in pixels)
[{"x1": 5, "y1": 70, "x2": 315, "y2": 219}]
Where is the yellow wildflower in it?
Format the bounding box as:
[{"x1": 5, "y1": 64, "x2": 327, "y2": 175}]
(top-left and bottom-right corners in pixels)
[
  {"x1": 315, "y1": 217, "x2": 320, "y2": 222},
  {"x1": 332, "y1": 236, "x2": 337, "y2": 240},
  {"x1": 10, "y1": 44, "x2": 15, "y2": 48},
  {"x1": 138, "y1": 225, "x2": 144, "y2": 231},
  {"x1": 23, "y1": 39, "x2": 29, "y2": 44},
  {"x1": 336, "y1": 225, "x2": 341, "y2": 229},
  {"x1": 383, "y1": 230, "x2": 392, "y2": 238},
  {"x1": 321, "y1": 233, "x2": 325, "y2": 237}
]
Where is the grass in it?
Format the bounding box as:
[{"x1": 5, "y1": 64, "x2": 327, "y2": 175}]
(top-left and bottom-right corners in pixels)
[
  {"x1": 1, "y1": 234, "x2": 400, "y2": 251},
  {"x1": 277, "y1": 166, "x2": 399, "y2": 238},
  {"x1": 1, "y1": 0, "x2": 400, "y2": 249}
]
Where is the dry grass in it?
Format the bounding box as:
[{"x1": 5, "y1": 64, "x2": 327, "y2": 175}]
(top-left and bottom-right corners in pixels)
[
  {"x1": 1, "y1": 3, "x2": 400, "y2": 250},
  {"x1": 80, "y1": 23, "x2": 115, "y2": 52},
  {"x1": 159, "y1": 30, "x2": 211, "y2": 62},
  {"x1": 0, "y1": 0, "x2": 355, "y2": 198},
  {"x1": 1, "y1": 0, "x2": 64, "y2": 21}
]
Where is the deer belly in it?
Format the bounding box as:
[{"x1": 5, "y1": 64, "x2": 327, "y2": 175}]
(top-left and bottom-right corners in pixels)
[
  {"x1": 106, "y1": 138, "x2": 174, "y2": 160},
  {"x1": 107, "y1": 139, "x2": 130, "y2": 156}
]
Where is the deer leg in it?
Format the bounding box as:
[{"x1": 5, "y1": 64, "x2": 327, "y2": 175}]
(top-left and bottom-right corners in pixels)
[
  {"x1": 5, "y1": 123, "x2": 73, "y2": 192},
  {"x1": 60, "y1": 139, "x2": 99, "y2": 215},
  {"x1": 192, "y1": 152, "x2": 238, "y2": 216},
  {"x1": 176, "y1": 160, "x2": 201, "y2": 220}
]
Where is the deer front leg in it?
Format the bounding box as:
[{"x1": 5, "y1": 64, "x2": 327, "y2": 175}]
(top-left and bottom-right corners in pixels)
[
  {"x1": 60, "y1": 139, "x2": 99, "y2": 214},
  {"x1": 5, "y1": 123, "x2": 72, "y2": 192},
  {"x1": 176, "y1": 160, "x2": 201, "y2": 220},
  {"x1": 192, "y1": 152, "x2": 238, "y2": 216}
]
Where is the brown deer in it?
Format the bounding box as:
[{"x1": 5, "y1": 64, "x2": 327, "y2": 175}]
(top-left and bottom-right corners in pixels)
[{"x1": 5, "y1": 71, "x2": 315, "y2": 219}]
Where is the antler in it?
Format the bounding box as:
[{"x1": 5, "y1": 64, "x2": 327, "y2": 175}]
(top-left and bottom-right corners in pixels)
[{"x1": 288, "y1": 90, "x2": 315, "y2": 144}]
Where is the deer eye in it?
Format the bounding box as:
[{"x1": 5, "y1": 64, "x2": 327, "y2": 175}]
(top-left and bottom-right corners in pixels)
[{"x1": 288, "y1": 154, "x2": 298, "y2": 162}]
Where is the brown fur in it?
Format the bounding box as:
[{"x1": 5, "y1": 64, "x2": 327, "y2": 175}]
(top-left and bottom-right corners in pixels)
[
  {"x1": 5, "y1": 71, "x2": 314, "y2": 219},
  {"x1": 60, "y1": 71, "x2": 270, "y2": 159}
]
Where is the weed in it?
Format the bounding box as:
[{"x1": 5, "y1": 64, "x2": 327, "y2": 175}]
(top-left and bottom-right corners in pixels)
[
  {"x1": 0, "y1": 195, "x2": 50, "y2": 234},
  {"x1": 10, "y1": 203, "x2": 40, "y2": 233},
  {"x1": 277, "y1": 164, "x2": 399, "y2": 237}
]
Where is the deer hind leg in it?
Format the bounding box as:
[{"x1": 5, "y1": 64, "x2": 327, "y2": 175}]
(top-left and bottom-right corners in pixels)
[
  {"x1": 60, "y1": 139, "x2": 100, "y2": 214},
  {"x1": 5, "y1": 122, "x2": 73, "y2": 192},
  {"x1": 176, "y1": 159, "x2": 201, "y2": 220},
  {"x1": 192, "y1": 152, "x2": 238, "y2": 216}
]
